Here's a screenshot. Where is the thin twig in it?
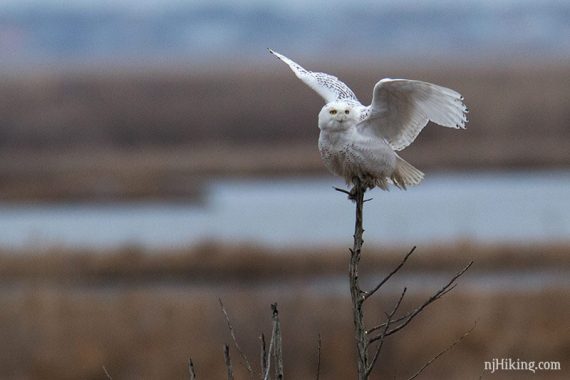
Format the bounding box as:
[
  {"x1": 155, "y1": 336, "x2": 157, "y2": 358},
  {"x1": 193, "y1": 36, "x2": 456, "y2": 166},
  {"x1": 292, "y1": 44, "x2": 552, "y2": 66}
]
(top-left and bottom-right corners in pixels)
[
  {"x1": 316, "y1": 333, "x2": 322, "y2": 380},
  {"x1": 406, "y1": 322, "x2": 477, "y2": 380},
  {"x1": 263, "y1": 310, "x2": 278, "y2": 380},
  {"x1": 366, "y1": 287, "x2": 407, "y2": 376},
  {"x1": 369, "y1": 261, "x2": 473, "y2": 343},
  {"x1": 333, "y1": 186, "x2": 351, "y2": 196},
  {"x1": 219, "y1": 298, "x2": 255, "y2": 379},
  {"x1": 364, "y1": 246, "x2": 416, "y2": 300},
  {"x1": 188, "y1": 358, "x2": 197, "y2": 380},
  {"x1": 260, "y1": 333, "x2": 268, "y2": 377},
  {"x1": 271, "y1": 303, "x2": 284, "y2": 380},
  {"x1": 263, "y1": 333, "x2": 275, "y2": 380},
  {"x1": 368, "y1": 311, "x2": 410, "y2": 334},
  {"x1": 368, "y1": 283, "x2": 457, "y2": 335},
  {"x1": 102, "y1": 366, "x2": 112, "y2": 380},
  {"x1": 369, "y1": 294, "x2": 451, "y2": 335},
  {"x1": 224, "y1": 345, "x2": 234, "y2": 380}
]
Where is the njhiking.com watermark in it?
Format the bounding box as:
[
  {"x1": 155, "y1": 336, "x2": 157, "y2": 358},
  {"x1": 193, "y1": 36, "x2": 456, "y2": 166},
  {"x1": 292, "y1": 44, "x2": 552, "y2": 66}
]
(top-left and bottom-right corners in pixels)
[{"x1": 484, "y1": 358, "x2": 561, "y2": 374}]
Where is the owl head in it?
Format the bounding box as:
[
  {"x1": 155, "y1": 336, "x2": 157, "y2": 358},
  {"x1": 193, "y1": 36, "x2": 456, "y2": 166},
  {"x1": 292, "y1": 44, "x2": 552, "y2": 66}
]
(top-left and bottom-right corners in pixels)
[{"x1": 318, "y1": 101, "x2": 359, "y2": 131}]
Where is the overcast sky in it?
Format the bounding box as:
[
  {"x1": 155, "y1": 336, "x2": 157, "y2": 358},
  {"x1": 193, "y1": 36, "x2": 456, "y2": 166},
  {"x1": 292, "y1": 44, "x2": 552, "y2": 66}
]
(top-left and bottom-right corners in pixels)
[
  {"x1": 0, "y1": 0, "x2": 567, "y2": 67},
  {"x1": 0, "y1": 0, "x2": 566, "y2": 11}
]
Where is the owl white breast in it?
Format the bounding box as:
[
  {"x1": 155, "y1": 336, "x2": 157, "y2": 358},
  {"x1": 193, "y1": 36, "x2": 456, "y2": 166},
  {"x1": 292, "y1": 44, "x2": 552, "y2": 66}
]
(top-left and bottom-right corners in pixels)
[{"x1": 317, "y1": 101, "x2": 397, "y2": 188}]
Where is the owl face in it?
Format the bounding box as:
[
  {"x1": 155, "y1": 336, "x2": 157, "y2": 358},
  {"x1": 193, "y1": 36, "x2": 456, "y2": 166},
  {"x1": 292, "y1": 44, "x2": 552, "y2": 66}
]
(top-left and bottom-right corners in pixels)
[{"x1": 318, "y1": 101, "x2": 358, "y2": 131}]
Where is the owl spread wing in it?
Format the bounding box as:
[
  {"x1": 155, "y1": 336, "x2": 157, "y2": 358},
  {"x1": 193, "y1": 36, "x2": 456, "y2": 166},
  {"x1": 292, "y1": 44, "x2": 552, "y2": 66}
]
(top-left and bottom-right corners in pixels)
[
  {"x1": 269, "y1": 49, "x2": 359, "y2": 104},
  {"x1": 358, "y1": 79, "x2": 468, "y2": 151}
]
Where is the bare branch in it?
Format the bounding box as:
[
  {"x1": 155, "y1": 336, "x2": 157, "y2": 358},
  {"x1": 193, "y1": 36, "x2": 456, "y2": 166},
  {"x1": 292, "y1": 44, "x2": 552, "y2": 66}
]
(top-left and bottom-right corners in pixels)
[
  {"x1": 368, "y1": 283, "x2": 459, "y2": 335},
  {"x1": 263, "y1": 328, "x2": 276, "y2": 380},
  {"x1": 224, "y1": 345, "x2": 235, "y2": 380},
  {"x1": 263, "y1": 304, "x2": 284, "y2": 380},
  {"x1": 188, "y1": 358, "x2": 197, "y2": 380},
  {"x1": 347, "y1": 178, "x2": 369, "y2": 380},
  {"x1": 337, "y1": 176, "x2": 473, "y2": 379},
  {"x1": 406, "y1": 322, "x2": 477, "y2": 380},
  {"x1": 102, "y1": 366, "x2": 112, "y2": 380},
  {"x1": 271, "y1": 303, "x2": 284, "y2": 380},
  {"x1": 260, "y1": 333, "x2": 268, "y2": 378},
  {"x1": 369, "y1": 261, "x2": 473, "y2": 343},
  {"x1": 333, "y1": 186, "x2": 352, "y2": 196},
  {"x1": 368, "y1": 310, "x2": 412, "y2": 334},
  {"x1": 366, "y1": 287, "x2": 407, "y2": 376},
  {"x1": 219, "y1": 298, "x2": 255, "y2": 379},
  {"x1": 316, "y1": 334, "x2": 322, "y2": 380},
  {"x1": 364, "y1": 246, "x2": 416, "y2": 300}
]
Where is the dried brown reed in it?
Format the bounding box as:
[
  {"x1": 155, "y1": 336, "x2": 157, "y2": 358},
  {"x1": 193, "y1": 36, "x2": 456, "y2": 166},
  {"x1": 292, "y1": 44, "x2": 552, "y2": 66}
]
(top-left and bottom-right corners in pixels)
[
  {"x1": 0, "y1": 243, "x2": 568, "y2": 378},
  {"x1": 0, "y1": 241, "x2": 567, "y2": 283},
  {"x1": 0, "y1": 63, "x2": 569, "y2": 201}
]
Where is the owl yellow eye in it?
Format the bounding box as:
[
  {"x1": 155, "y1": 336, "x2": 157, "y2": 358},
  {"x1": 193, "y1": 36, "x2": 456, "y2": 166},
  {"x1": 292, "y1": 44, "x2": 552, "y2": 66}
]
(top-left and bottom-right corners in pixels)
[
  {"x1": 329, "y1": 109, "x2": 337, "y2": 115},
  {"x1": 345, "y1": 110, "x2": 350, "y2": 114}
]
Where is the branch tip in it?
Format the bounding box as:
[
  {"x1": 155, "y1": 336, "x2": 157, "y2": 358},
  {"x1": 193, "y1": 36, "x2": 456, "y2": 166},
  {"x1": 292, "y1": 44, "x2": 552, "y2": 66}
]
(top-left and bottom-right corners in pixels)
[
  {"x1": 188, "y1": 358, "x2": 197, "y2": 380},
  {"x1": 219, "y1": 299, "x2": 255, "y2": 378},
  {"x1": 406, "y1": 322, "x2": 477, "y2": 380},
  {"x1": 102, "y1": 366, "x2": 112, "y2": 380}
]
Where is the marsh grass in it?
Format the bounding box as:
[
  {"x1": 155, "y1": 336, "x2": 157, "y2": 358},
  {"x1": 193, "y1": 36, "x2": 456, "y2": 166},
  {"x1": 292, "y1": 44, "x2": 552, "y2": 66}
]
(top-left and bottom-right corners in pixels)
[
  {"x1": 0, "y1": 241, "x2": 567, "y2": 283},
  {"x1": 0, "y1": 277, "x2": 567, "y2": 379},
  {"x1": 0, "y1": 63, "x2": 569, "y2": 201},
  {"x1": 0, "y1": 243, "x2": 568, "y2": 379}
]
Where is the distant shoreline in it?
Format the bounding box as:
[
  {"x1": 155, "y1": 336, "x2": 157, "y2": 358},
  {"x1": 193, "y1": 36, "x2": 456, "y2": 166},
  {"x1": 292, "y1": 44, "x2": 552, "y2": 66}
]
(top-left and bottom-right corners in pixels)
[
  {"x1": 0, "y1": 144, "x2": 567, "y2": 202},
  {"x1": 1, "y1": 241, "x2": 568, "y2": 283},
  {"x1": 1, "y1": 64, "x2": 569, "y2": 201}
]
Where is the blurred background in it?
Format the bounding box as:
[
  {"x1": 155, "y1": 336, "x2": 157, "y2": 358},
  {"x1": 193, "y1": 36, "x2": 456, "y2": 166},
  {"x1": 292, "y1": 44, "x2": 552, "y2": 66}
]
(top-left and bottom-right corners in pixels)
[{"x1": 0, "y1": 0, "x2": 568, "y2": 379}]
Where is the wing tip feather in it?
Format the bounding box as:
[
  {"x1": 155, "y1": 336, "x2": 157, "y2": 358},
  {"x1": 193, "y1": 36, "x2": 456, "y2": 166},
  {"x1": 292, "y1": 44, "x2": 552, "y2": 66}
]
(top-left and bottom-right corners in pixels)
[{"x1": 267, "y1": 48, "x2": 282, "y2": 60}]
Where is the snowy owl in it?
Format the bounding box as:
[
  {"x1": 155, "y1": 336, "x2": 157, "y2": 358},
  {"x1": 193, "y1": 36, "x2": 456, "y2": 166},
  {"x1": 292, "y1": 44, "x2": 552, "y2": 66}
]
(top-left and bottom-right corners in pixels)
[{"x1": 269, "y1": 49, "x2": 468, "y2": 191}]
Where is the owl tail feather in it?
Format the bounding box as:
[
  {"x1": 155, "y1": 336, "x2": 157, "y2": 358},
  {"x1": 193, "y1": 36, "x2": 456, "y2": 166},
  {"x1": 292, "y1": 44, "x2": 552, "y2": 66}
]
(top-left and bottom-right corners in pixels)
[{"x1": 391, "y1": 155, "x2": 424, "y2": 190}]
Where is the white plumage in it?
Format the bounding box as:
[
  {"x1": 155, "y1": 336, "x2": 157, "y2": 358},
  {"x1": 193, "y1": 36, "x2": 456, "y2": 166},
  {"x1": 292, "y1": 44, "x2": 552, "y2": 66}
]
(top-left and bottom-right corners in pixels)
[{"x1": 269, "y1": 49, "x2": 468, "y2": 190}]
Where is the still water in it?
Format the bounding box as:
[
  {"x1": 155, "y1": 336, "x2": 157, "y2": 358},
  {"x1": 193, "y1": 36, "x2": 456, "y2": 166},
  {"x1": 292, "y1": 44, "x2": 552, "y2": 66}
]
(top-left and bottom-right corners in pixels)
[{"x1": 0, "y1": 171, "x2": 569, "y2": 249}]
